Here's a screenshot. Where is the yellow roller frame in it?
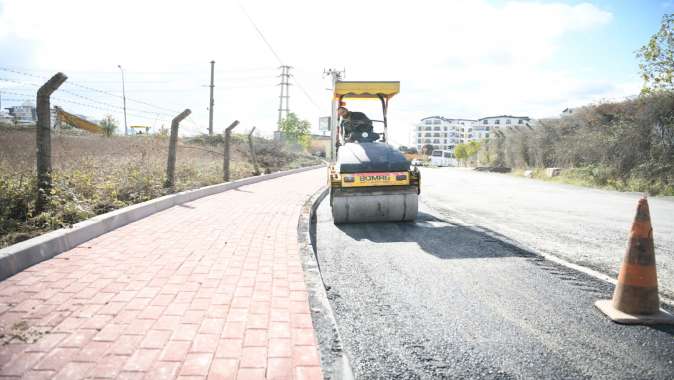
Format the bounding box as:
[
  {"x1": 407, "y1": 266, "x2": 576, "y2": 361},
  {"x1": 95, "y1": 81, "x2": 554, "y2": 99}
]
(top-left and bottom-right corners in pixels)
[{"x1": 333, "y1": 81, "x2": 400, "y2": 100}]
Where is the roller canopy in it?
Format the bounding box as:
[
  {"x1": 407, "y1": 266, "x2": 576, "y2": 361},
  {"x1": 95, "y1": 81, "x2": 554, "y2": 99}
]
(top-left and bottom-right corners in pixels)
[
  {"x1": 337, "y1": 142, "x2": 410, "y2": 173},
  {"x1": 334, "y1": 81, "x2": 400, "y2": 100}
]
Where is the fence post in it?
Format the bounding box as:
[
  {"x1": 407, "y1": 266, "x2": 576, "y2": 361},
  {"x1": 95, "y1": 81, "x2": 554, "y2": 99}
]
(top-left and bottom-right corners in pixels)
[
  {"x1": 165, "y1": 109, "x2": 192, "y2": 189},
  {"x1": 248, "y1": 127, "x2": 260, "y2": 175},
  {"x1": 223, "y1": 120, "x2": 240, "y2": 181},
  {"x1": 35, "y1": 72, "x2": 68, "y2": 213}
]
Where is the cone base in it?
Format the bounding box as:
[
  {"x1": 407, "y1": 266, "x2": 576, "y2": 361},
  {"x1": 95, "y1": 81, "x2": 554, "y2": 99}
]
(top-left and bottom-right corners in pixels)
[{"x1": 595, "y1": 300, "x2": 674, "y2": 325}]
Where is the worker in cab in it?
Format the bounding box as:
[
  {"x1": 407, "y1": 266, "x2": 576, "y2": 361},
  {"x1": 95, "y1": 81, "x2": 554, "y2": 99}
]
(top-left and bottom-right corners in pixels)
[{"x1": 337, "y1": 106, "x2": 376, "y2": 142}]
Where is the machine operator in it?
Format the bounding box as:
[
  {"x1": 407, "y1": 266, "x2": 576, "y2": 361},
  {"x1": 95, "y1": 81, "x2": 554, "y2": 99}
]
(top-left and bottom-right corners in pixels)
[{"x1": 337, "y1": 106, "x2": 376, "y2": 142}]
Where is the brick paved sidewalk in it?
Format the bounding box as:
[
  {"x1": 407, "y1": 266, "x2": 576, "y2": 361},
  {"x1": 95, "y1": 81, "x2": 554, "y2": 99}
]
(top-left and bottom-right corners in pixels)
[{"x1": 0, "y1": 169, "x2": 325, "y2": 380}]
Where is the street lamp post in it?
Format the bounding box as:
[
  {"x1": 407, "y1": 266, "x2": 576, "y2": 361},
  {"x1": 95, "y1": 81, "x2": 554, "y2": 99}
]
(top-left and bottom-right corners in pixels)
[{"x1": 117, "y1": 65, "x2": 128, "y2": 136}]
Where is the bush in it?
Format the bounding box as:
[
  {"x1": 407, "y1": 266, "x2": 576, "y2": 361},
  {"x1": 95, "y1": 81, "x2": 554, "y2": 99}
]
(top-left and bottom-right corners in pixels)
[
  {"x1": 0, "y1": 130, "x2": 321, "y2": 248},
  {"x1": 482, "y1": 92, "x2": 674, "y2": 195}
]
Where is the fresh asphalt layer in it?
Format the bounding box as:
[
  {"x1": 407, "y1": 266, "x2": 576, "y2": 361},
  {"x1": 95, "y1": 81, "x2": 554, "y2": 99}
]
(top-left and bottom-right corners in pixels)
[
  {"x1": 419, "y1": 167, "x2": 674, "y2": 300},
  {"x1": 315, "y1": 197, "x2": 674, "y2": 379}
]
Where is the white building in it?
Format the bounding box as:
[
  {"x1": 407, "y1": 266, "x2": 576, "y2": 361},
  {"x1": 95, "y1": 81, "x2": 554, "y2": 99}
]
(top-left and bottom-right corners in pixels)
[
  {"x1": 413, "y1": 114, "x2": 531, "y2": 152},
  {"x1": 5, "y1": 104, "x2": 36, "y2": 125},
  {"x1": 413, "y1": 116, "x2": 475, "y2": 152},
  {"x1": 477, "y1": 115, "x2": 531, "y2": 132}
]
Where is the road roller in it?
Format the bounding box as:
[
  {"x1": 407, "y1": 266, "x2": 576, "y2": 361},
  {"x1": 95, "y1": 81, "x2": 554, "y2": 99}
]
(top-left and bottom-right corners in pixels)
[{"x1": 328, "y1": 81, "x2": 420, "y2": 224}]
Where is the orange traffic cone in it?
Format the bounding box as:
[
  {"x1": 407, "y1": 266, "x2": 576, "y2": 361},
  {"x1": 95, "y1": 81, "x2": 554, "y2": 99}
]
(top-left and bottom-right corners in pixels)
[{"x1": 595, "y1": 197, "x2": 674, "y2": 325}]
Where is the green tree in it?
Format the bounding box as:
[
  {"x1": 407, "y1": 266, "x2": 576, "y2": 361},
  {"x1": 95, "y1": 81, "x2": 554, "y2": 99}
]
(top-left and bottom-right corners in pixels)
[
  {"x1": 454, "y1": 141, "x2": 481, "y2": 166},
  {"x1": 466, "y1": 141, "x2": 481, "y2": 157},
  {"x1": 465, "y1": 141, "x2": 477, "y2": 167},
  {"x1": 280, "y1": 113, "x2": 311, "y2": 148},
  {"x1": 637, "y1": 14, "x2": 674, "y2": 93},
  {"x1": 454, "y1": 144, "x2": 468, "y2": 165},
  {"x1": 100, "y1": 115, "x2": 118, "y2": 137}
]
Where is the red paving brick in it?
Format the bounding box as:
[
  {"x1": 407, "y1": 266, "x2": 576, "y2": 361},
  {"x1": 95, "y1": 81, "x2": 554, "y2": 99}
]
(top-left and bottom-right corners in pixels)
[
  {"x1": 0, "y1": 169, "x2": 324, "y2": 379},
  {"x1": 208, "y1": 358, "x2": 238, "y2": 379}
]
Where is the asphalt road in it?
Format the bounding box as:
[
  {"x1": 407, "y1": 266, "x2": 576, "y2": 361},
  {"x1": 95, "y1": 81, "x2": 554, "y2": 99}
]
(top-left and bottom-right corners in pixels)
[
  {"x1": 315, "y1": 179, "x2": 674, "y2": 379},
  {"x1": 420, "y1": 168, "x2": 674, "y2": 299}
]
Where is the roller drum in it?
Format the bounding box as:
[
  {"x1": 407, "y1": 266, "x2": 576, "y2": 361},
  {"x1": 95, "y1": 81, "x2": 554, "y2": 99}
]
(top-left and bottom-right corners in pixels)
[{"x1": 331, "y1": 190, "x2": 418, "y2": 224}]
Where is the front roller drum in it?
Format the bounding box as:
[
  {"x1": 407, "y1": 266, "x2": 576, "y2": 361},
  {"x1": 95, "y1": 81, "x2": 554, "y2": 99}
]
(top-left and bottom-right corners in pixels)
[{"x1": 331, "y1": 189, "x2": 418, "y2": 224}]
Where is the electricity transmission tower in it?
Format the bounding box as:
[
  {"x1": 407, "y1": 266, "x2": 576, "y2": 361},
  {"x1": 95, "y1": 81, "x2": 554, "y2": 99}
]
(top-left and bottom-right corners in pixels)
[{"x1": 277, "y1": 65, "x2": 292, "y2": 129}]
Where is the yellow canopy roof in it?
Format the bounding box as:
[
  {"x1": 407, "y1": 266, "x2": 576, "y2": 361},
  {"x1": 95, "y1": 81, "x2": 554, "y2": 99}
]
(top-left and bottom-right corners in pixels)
[{"x1": 333, "y1": 81, "x2": 400, "y2": 99}]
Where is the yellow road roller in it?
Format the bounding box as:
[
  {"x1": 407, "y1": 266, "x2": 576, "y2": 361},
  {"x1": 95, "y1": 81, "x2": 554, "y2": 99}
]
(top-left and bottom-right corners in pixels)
[{"x1": 328, "y1": 81, "x2": 420, "y2": 224}]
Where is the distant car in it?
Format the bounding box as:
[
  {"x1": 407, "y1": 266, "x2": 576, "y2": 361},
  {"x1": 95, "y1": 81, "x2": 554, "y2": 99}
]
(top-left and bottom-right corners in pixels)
[{"x1": 411, "y1": 159, "x2": 422, "y2": 166}]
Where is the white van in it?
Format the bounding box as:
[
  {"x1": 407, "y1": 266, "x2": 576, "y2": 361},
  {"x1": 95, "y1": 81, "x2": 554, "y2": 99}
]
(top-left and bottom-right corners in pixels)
[{"x1": 430, "y1": 150, "x2": 457, "y2": 167}]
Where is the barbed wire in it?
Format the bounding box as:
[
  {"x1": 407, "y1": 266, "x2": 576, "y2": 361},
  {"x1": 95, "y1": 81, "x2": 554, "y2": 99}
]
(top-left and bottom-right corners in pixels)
[
  {"x1": 0, "y1": 76, "x2": 178, "y2": 120},
  {"x1": 0, "y1": 89, "x2": 171, "y2": 123},
  {"x1": 0, "y1": 67, "x2": 181, "y2": 115}
]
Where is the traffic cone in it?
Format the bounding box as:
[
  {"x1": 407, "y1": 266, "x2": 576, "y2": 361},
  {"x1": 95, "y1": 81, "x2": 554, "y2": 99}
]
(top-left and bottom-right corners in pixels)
[{"x1": 595, "y1": 197, "x2": 674, "y2": 325}]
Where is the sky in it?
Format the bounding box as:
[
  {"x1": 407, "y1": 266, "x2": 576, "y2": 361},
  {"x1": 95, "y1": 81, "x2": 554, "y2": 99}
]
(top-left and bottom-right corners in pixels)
[{"x1": 0, "y1": 0, "x2": 672, "y2": 146}]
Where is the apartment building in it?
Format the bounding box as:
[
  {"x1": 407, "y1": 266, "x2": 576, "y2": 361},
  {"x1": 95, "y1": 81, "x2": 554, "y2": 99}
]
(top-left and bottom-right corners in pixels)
[
  {"x1": 5, "y1": 104, "x2": 36, "y2": 125},
  {"x1": 477, "y1": 115, "x2": 531, "y2": 131},
  {"x1": 413, "y1": 115, "x2": 531, "y2": 152},
  {"x1": 4, "y1": 103, "x2": 63, "y2": 127},
  {"x1": 413, "y1": 116, "x2": 476, "y2": 151}
]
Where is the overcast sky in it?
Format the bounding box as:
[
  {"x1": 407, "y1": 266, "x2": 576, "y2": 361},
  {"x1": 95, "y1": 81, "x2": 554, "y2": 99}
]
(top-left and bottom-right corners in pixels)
[{"x1": 0, "y1": 0, "x2": 672, "y2": 145}]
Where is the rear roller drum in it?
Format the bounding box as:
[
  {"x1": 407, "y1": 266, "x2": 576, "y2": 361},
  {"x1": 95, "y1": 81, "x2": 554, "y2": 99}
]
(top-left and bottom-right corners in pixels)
[{"x1": 331, "y1": 192, "x2": 418, "y2": 224}]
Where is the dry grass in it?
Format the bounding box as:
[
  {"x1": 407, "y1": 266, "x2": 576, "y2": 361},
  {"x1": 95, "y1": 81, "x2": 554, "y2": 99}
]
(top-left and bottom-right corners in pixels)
[
  {"x1": 481, "y1": 92, "x2": 674, "y2": 195},
  {"x1": 0, "y1": 127, "x2": 320, "y2": 248}
]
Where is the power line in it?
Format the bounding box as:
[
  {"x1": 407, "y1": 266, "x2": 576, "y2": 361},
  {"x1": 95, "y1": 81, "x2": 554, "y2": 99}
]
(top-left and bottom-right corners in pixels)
[
  {"x1": 0, "y1": 65, "x2": 278, "y2": 75},
  {"x1": 292, "y1": 75, "x2": 321, "y2": 110},
  {"x1": 236, "y1": 3, "x2": 322, "y2": 115},
  {"x1": 237, "y1": 2, "x2": 285, "y2": 65}
]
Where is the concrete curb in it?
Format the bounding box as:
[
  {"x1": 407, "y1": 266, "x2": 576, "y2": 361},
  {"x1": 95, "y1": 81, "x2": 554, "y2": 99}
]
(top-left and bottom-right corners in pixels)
[
  {"x1": 297, "y1": 187, "x2": 354, "y2": 380},
  {"x1": 0, "y1": 164, "x2": 325, "y2": 281}
]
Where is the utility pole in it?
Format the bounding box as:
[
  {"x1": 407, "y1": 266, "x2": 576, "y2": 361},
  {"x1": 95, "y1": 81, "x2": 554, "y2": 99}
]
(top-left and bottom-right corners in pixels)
[
  {"x1": 117, "y1": 65, "x2": 128, "y2": 136},
  {"x1": 277, "y1": 65, "x2": 292, "y2": 129},
  {"x1": 323, "y1": 68, "x2": 344, "y2": 160},
  {"x1": 208, "y1": 60, "x2": 215, "y2": 136}
]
